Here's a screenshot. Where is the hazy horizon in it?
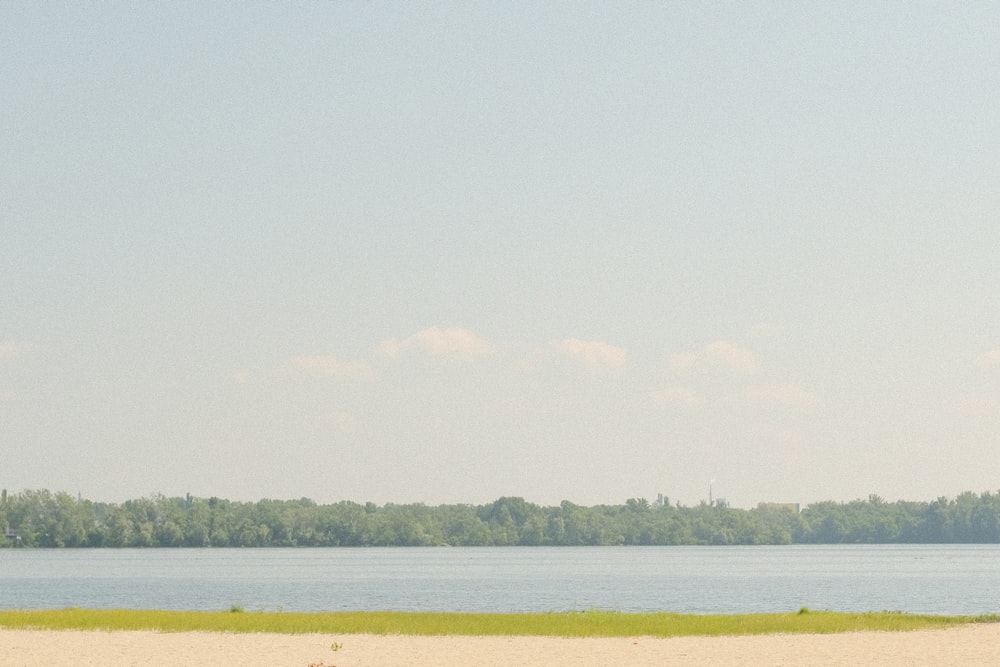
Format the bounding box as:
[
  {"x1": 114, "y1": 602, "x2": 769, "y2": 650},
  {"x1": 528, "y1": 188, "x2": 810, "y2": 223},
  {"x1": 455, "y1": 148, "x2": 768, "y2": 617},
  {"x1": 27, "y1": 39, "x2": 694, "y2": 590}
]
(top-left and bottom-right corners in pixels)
[
  {"x1": 3, "y1": 3, "x2": 999, "y2": 509},
  {"x1": 4, "y1": 487, "x2": 996, "y2": 512}
]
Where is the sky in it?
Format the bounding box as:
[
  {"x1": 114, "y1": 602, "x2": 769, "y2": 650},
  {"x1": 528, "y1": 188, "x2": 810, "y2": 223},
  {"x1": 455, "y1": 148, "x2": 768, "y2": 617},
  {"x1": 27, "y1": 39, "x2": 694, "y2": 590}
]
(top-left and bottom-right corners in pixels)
[{"x1": 2, "y1": 2, "x2": 999, "y2": 508}]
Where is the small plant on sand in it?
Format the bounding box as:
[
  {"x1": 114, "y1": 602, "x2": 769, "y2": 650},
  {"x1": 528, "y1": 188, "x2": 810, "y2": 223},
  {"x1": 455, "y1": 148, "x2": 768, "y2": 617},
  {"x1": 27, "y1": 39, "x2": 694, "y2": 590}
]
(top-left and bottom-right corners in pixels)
[{"x1": 306, "y1": 639, "x2": 343, "y2": 665}]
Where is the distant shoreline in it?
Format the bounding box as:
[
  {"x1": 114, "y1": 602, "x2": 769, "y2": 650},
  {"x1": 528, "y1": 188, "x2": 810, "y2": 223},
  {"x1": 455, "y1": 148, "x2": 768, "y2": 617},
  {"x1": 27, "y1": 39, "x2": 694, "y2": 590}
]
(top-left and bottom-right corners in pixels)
[{"x1": 5, "y1": 489, "x2": 1000, "y2": 547}]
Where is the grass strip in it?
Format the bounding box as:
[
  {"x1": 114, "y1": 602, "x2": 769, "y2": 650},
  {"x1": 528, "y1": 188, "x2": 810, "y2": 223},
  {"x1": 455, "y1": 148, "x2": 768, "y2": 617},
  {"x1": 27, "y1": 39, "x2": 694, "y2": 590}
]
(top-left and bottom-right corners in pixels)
[{"x1": 0, "y1": 608, "x2": 996, "y2": 637}]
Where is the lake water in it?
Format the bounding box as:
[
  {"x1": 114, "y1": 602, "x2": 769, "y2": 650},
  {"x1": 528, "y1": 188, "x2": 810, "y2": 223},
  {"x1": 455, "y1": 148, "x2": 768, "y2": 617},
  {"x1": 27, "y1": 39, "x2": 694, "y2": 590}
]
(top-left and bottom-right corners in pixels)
[{"x1": 1, "y1": 545, "x2": 997, "y2": 615}]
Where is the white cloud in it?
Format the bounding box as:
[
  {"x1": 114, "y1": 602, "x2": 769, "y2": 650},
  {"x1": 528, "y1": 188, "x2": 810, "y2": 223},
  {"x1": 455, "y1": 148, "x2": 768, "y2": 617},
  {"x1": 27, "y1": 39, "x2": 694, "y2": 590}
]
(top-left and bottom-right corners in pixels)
[
  {"x1": 379, "y1": 327, "x2": 493, "y2": 361},
  {"x1": 549, "y1": 338, "x2": 626, "y2": 372},
  {"x1": 749, "y1": 322, "x2": 781, "y2": 338},
  {"x1": 745, "y1": 383, "x2": 820, "y2": 409},
  {"x1": 975, "y1": 349, "x2": 1000, "y2": 368},
  {"x1": 949, "y1": 391, "x2": 999, "y2": 415},
  {"x1": 510, "y1": 355, "x2": 538, "y2": 374},
  {"x1": 670, "y1": 341, "x2": 758, "y2": 374},
  {"x1": 705, "y1": 341, "x2": 758, "y2": 373},
  {"x1": 0, "y1": 340, "x2": 37, "y2": 362},
  {"x1": 650, "y1": 386, "x2": 705, "y2": 409},
  {"x1": 309, "y1": 410, "x2": 361, "y2": 432},
  {"x1": 288, "y1": 355, "x2": 372, "y2": 380},
  {"x1": 484, "y1": 395, "x2": 531, "y2": 416},
  {"x1": 668, "y1": 350, "x2": 700, "y2": 370}
]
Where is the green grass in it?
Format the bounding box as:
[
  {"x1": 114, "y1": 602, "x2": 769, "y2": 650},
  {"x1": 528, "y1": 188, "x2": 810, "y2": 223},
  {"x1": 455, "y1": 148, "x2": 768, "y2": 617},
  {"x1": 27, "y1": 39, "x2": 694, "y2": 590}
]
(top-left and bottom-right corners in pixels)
[{"x1": 0, "y1": 608, "x2": 996, "y2": 637}]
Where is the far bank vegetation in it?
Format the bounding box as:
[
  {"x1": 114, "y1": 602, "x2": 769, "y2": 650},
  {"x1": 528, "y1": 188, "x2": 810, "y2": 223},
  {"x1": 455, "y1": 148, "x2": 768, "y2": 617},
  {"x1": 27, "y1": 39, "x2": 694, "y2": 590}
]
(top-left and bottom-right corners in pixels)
[{"x1": 2, "y1": 489, "x2": 1000, "y2": 548}]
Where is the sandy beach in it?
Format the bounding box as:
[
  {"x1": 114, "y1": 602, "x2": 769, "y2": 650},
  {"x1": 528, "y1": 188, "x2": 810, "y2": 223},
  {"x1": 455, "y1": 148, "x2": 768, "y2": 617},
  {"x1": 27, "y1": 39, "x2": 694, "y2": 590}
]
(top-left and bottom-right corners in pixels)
[{"x1": 4, "y1": 625, "x2": 1000, "y2": 666}]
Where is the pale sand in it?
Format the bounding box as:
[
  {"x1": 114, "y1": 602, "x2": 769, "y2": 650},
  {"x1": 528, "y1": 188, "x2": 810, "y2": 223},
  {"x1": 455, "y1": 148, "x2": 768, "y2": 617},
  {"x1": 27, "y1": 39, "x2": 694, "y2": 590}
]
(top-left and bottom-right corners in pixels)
[{"x1": 4, "y1": 625, "x2": 1000, "y2": 666}]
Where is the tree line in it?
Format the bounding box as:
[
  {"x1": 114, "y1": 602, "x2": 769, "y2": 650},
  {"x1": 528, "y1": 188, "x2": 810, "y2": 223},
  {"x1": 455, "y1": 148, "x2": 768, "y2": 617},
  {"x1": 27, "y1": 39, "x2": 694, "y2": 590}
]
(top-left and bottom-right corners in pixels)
[{"x1": 2, "y1": 489, "x2": 1000, "y2": 548}]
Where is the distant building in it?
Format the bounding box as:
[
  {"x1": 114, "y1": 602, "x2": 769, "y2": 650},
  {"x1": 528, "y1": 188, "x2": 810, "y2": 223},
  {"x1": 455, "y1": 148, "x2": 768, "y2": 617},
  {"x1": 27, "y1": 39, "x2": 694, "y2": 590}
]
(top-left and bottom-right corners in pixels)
[
  {"x1": 757, "y1": 502, "x2": 800, "y2": 513},
  {"x1": 652, "y1": 493, "x2": 670, "y2": 508}
]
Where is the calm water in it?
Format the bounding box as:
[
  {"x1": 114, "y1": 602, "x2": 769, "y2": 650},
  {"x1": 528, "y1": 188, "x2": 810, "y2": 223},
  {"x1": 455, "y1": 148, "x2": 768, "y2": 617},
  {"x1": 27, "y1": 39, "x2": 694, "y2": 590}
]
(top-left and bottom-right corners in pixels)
[{"x1": 1, "y1": 545, "x2": 997, "y2": 615}]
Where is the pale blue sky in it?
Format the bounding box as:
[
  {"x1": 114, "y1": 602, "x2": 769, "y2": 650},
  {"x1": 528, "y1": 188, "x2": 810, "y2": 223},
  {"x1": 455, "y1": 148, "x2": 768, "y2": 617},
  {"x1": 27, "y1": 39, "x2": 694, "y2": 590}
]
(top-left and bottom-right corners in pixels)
[{"x1": 3, "y1": 2, "x2": 999, "y2": 507}]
